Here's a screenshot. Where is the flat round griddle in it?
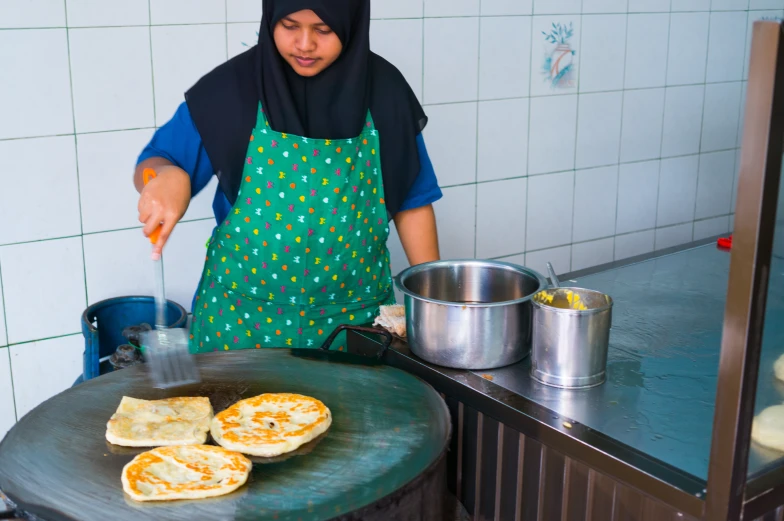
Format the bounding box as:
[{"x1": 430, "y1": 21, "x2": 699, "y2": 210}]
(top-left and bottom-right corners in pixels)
[{"x1": 0, "y1": 348, "x2": 450, "y2": 521}]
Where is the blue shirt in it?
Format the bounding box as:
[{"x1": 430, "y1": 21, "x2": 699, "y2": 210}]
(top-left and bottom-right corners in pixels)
[{"x1": 138, "y1": 102, "x2": 442, "y2": 224}]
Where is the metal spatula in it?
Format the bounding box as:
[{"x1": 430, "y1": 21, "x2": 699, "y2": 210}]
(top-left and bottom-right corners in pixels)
[{"x1": 139, "y1": 168, "x2": 200, "y2": 389}]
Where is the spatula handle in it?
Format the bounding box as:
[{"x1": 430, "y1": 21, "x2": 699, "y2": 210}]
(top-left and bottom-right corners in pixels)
[{"x1": 142, "y1": 168, "x2": 161, "y2": 245}]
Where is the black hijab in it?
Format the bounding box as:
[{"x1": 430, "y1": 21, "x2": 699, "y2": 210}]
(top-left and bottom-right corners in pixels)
[{"x1": 185, "y1": 0, "x2": 427, "y2": 217}]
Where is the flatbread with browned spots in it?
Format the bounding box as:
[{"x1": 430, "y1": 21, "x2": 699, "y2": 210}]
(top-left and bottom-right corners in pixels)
[
  {"x1": 211, "y1": 393, "x2": 332, "y2": 457},
  {"x1": 121, "y1": 445, "x2": 251, "y2": 502},
  {"x1": 106, "y1": 396, "x2": 213, "y2": 447}
]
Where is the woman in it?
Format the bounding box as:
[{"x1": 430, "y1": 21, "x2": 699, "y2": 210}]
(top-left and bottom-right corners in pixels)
[{"x1": 134, "y1": 0, "x2": 441, "y2": 351}]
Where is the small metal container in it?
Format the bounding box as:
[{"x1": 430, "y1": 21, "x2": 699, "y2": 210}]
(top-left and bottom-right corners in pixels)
[
  {"x1": 531, "y1": 287, "x2": 613, "y2": 389},
  {"x1": 395, "y1": 260, "x2": 548, "y2": 370}
]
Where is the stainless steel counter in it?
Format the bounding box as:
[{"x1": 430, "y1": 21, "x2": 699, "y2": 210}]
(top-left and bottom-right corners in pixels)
[
  {"x1": 484, "y1": 244, "x2": 729, "y2": 481},
  {"x1": 475, "y1": 243, "x2": 784, "y2": 482}
]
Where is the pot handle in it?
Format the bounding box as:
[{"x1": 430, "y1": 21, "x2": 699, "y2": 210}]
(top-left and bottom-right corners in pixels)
[{"x1": 318, "y1": 325, "x2": 394, "y2": 360}]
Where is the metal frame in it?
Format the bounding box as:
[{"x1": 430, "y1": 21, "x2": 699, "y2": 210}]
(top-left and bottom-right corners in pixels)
[{"x1": 706, "y1": 20, "x2": 784, "y2": 521}]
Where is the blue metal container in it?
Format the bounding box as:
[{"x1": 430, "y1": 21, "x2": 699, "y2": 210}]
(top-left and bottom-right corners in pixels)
[{"x1": 79, "y1": 296, "x2": 187, "y2": 382}]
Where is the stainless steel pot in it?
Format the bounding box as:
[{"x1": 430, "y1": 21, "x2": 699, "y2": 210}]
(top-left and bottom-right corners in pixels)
[
  {"x1": 395, "y1": 260, "x2": 548, "y2": 370},
  {"x1": 531, "y1": 287, "x2": 613, "y2": 389}
]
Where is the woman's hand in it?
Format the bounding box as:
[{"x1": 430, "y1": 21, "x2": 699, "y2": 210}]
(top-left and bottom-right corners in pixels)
[
  {"x1": 394, "y1": 204, "x2": 440, "y2": 265},
  {"x1": 135, "y1": 160, "x2": 191, "y2": 259}
]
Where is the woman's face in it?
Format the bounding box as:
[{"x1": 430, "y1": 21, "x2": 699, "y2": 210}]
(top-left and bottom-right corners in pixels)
[{"x1": 274, "y1": 9, "x2": 343, "y2": 77}]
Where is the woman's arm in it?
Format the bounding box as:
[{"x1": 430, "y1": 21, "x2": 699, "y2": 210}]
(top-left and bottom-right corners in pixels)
[
  {"x1": 134, "y1": 102, "x2": 214, "y2": 258},
  {"x1": 394, "y1": 204, "x2": 440, "y2": 265}
]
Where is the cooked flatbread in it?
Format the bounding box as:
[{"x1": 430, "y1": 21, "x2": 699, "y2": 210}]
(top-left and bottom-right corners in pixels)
[
  {"x1": 106, "y1": 397, "x2": 213, "y2": 447},
  {"x1": 752, "y1": 404, "x2": 784, "y2": 453},
  {"x1": 373, "y1": 304, "x2": 406, "y2": 338},
  {"x1": 122, "y1": 445, "x2": 251, "y2": 502},
  {"x1": 774, "y1": 354, "x2": 784, "y2": 382},
  {"x1": 211, "y1": 393, "x2": 332, "y2": 457}
]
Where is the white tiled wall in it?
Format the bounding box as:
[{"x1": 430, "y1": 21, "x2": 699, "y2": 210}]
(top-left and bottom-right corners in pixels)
[{"x1": 0, "y1": 0, "x2": 775, "y2": 437}]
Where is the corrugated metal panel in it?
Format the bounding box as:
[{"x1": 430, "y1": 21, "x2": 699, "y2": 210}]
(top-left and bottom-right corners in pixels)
[{"x1": 446, "y1": 400, "x2": 702, "y2": 521}]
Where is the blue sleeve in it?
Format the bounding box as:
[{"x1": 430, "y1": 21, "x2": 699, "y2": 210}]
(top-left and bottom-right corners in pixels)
[
  {"x1": 399, "y1": 134, "x2": 443, "y2": 212},
  {"x1": 136, "y1": 102, "x2": 214, "y2": 198}
]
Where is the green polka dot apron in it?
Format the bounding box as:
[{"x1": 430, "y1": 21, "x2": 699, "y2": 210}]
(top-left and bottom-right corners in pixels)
[{"x1": 190, "y1": 104, "x2": 394, "y2": 352}]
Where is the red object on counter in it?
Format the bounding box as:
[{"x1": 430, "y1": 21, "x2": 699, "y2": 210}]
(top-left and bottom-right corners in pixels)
[{"x1": 718, "y1": 235, "x2": 733, "y2": 249}]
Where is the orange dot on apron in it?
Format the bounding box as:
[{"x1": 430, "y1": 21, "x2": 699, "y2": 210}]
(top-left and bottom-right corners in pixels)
[
  {"x1": 301, "y1": 287, "x2": 306, "y2": 293},
  {"x1": 363, "y1": 218, "x2": 368, "y2": 224},
  {"x1": 309, "y1": 208, "x2": 315, "y2": 214},
  {"x1": 333, "y1": 188, "x2": 340, "y2": 194},
  {"x1": 360, "y1": 258, "x2": 364, "y2": 264},
  {"x1": 258, "y1": 306, "x2": 264, "y2": 312},
  {"x1": 261, "y1": 280, "x2": 267, "y2": 285},
  {"x1": 250, "y1": 135, "x2": 255, "y2": 141},
  {"x1": 245, "y1": 176, "x2": 251, "y2": 182},
  {"x1": 306, "y1": 247, "x2": 311, "y2": 253},
  {"x1": 245, "y1": 217, "x2": 251, "y2": 223},
  {"x1": 276, "y1": 330, "x2": 282, "y2": 335},
  {"x1": 256, "y1": 344, "x2": 261, "y2": 349},
  {"x1": 374, "y1": 236, "x2": 378, "y2": 241},
  {"x1": 380, "y1": 198, "x2": 385, "y2": 204},
  {"x1": 311, "y1": 168, "x2": 317, "y2": 174},
  {"x1": 351, "y1": 204, "x2": 356, "y2": 210},
  {"x1": 340, "y1": 283, "x2": 345, "y2": 289},
  {"x1": 345, "y1": 243, "x2": 350, "y2": 249},
  {"x1": 268, "y1": 159, "x2": 274, "y2": 165},
  {"x1": 225, "y1": 268, "x2": 230, "y2": 274},
  {"x1": 363, "y1": 139, "x2": 368, "y2": 145},
  {"x1": 336, "y1": 147, "x2": 342, "y2": 153},
  {"x1": 244, "y1": 255, "x2": 249, "y2": 261},
  {"x1": 290, "y1": 182, "x2": 296, "y2": 189},
  {"x1": 300, "y1": 310, "x2": 306, "y2": 317},
  {"x1": 225, "y1": 233, "x2": 231, "y2": 239},
  {"x1": 223, "y1": 292, "x2": 228, "y2": 298},
  {"x1": 367, "y1": 179, "x2": 372, "y2": 185},
  {"x1": 203, "y1": 303, "x2": 208, "y2": 309},
  {"x1": 237, "y1": 318, "x2": 243, "y2": 325},
  {"x1": 318, "y1": 329, "x2": 323, "y2": 335},
  {"x1": 286, "y1": 224, "x2": 293, "y2": 231},
  {"x1": 293, "y1": 143, "x2": 299, "y2": 149},
  {"x1": 217, "y1": 331, "x2": 222, "y2": 337},
  {"x1": 324, "y1": 265, "x2": 331, "y2": 271},
  {"x1": 329, "y1": 226, "x2": 336, "y2": 232},
  {"x1": 282, "y1": 265, "x2": 288, "y2": 271},
  {"x1": 263, "y1": 241, "x2": 268, "y2": 246}
]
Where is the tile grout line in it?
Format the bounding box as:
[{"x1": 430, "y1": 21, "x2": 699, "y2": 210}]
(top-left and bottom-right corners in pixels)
[
  {"x1": 567, "y1": 8, "x2": 584, "y2": 271},
  {"x1": 473, "y1": 13, "x2": 481, "y2": 259},
  {"x1": 0, "y1": 260, "x2": 17, "y2": 423},
  {"x1": 692, "y1": 5, "x2": 718, "y2": 241},
  {"x1": 651, "y1": 7, "x2": 674, "y2": 249},
  {"x1": 613, "y1": 4, "x2": 629, "y2": 260},
  {"x1": 523, "y1": 12, "x2": 535, "y2": 263},
  {"x1": 0, "y1": 80, "x2": 752, "y2": 143},
  {"x1": 62, "y1": 0, "x2": 91, "y2": 312},
  {"x1": 612, "y1": 3, "x2": 631, "y2": 261}
]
